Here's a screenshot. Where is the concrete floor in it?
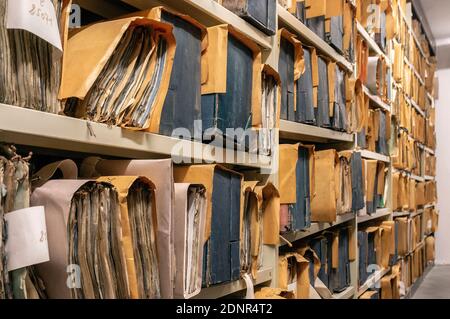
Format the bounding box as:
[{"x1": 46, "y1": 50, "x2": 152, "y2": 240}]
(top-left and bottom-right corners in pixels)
[{"x1": 413, "y1": 265, "x2": 450, "y2": 299}]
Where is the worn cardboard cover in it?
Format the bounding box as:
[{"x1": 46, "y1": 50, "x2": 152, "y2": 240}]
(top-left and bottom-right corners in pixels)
[
  {"x1": 97, "y1": 176, "x2": 157, "y2": 299},
  {"x1": 173, "y1": 164, "x2": 243, "y2": 243},
  {"x1": 59, "y1": 17, "x2": 176, "y2": 133},
  {"x1": 173, "y1": 183, "x2": 206, "y2": 298},
  {"x1": 311, "y1": 149, "x2": 338, "y2": 222},
  {"x1": 31, "y1": 180, "x2": 92, "y2": 298},
  {"x1": 80, "y1": 157, "x2": 174, "y2": 298},
  {"x1": 201, "y1": 24, "x2": 262, "y2": 127}
]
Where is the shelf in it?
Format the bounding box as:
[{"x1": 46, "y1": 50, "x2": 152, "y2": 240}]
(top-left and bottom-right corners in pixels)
[
  {"x1": 357, "y1": 208, "x2": 391, "y2": 224},
  {"x1": 424, "y1": 175, "x2": 435, "y2": 181},
  {"x1": 409, "y1": 97, "x2": 426, "y2": 117},
  {"x1": 418, "y1": 143, "x2": 435, "y2": 155},
  {"x1": 0, "y1": 104, "x2": 272, "y2": 169},
  {"x1": 279, "y1": 120, "x2": 354, "y2": 143},
  {"x1": 410, "y1": 174, "x2": 425, "y2": 182},
  {"x1": 357, "y1": 268, "x2": 390, "y2": 297},
  {"x1": 404, "y1": 56, "x2": 425, "y2": 86},
  {"x1": 277, "y1": 5, "x2": 353, "y2": 73},
  {"x1": 363, "y1": 85, "x2": 392, "y2": 113},
  {"x1": 392, "y1": 169, "x2": 424, "y2": 182},
  {"x1": 393, "y1": 211, "x2": 411, "y2": 218},
  {"x1": 411, "y1": 210, "x2": 423, "y2": 218},
  {"x1": 119, "y1": 0, "x2": 273, "y2": 49},
  {"x1": 333, "y1": 286, "x2": 355, "y2": 299},
  {"x1": 424, "y1": 146, "x2": 435, "y2": 155},
  {"x1": 280, "y1": 213, "x2": 355, "y2": 246},
  {"x1": 424, "y1": 204, "x2": 435, "y2": 209},
  {"x1": 359, "y1": 150, "x2": 390, "y2": 163},
  {"x1": 194, "y1": 268, "x2": 273, "y2": 299},
  {"x1": 356, "y1": 22, "x2": 390, "y2": 65}
]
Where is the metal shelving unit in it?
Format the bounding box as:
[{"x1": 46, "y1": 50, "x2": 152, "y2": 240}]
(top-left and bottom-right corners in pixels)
[
  {"x1": 357, "y1": 209, "x2": 391, "y2": 224},
  {"x1": 363, "y1": 85, "x2": 392, "y2": 113},
  {"x1": 0, "y1": 0, "x2": 438, "y2": 300},
  {"x1": 0, "y1": 104, "x2": 271, "y2": 169},
  {"x1": 357, "y1": 268, "x2": 391, "y2": 297},
  {"x1": 277, "y1": 5, "x2": 353, "y2": 73},
  {"x1": 359, "y1": 150, "x2": 390, "y2": 163},
  {"x1": 194, "y1": 268, "x2": 273, "y2": 299},
  {"x1": 279, "y1": 120, "x2": 354, "y2": 143},
  {"x1": 280, "y1": 213, "x2": 355, "y2": 247}
]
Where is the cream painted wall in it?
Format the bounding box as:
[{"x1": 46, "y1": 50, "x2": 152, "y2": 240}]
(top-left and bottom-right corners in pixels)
[{"x1": 435, "y1": 68, "x2": 450, "y2": 264}]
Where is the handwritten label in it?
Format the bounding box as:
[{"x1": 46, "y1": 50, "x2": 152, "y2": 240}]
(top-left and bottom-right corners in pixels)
[
  {"x1": 6, "y1": 0, "x2": 62, "y2": 51},
  {"x1": 5, "y1": 206, "x2": 50, "y2": 271}
]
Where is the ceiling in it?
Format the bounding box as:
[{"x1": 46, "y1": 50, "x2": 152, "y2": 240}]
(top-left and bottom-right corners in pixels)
[
  {"x1": 417, "y1": 0, "x2": 450, "y2": 42},
  {"x1": 417, "y1": 0, "x2": 450, "y2": 68}
]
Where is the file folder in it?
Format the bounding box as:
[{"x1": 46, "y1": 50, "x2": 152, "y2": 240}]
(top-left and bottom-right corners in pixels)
[
  {"x1": 141, "y1": 7, "x2": 207, "y2": 139},
  {"x1": 351, "y1": 152, "x2": 365, "y2": 211},
  {"x1": 96, "y1": 176, "x2": 160, "y2": 299},
  {"x1": 310, "y1": 236, "x2": 329, "y2": 289},
  {"x1": 220, "y1": 0, "x2": 277, "y2": 35},
  {"x1": 359, "y1": 290, "x2": 380, "y2": 299},
  {"x1": 80, "y1": 158, "x2": 175, "y2": 298},
  {"x1": 315, "y1": 56, "x2": 331, "y2": 128},
  {"x1": 279, "y1": 144, "x2": 314, "y2": 231},
  {"x1": 278, "y1": 252, "x2": 310, "y2": 299},
  {"x1": 0, "y1": 147, "x2": 34, "y2": 299},
  {"x1": 325, "y1": 0, "x2": 344, "y2": 54},
  {"x1": 60, "y1": 16, "x2": 176, "y2": 133},
  {"x1": 241, "y1": 182, "x2": 280, "y2": 279},
  {"x1": 336, "y1": 151, "x2": 352, "y2": 215},
  {"x1": 279, "y1": 29, "x2": 303, "y2": 122},
  {"x1": 201, "y1": 25, "x2": 262, "y2": 149},
  {"x1": 296, "y1": 45, "x2": 316, "y2": 124},
  {"x1": 332, "y1": 227, "x2": 351, "y2": 292},
  {"x1": 0, "y1": 0, "x2": 69, "y2": 114},
  {"x1": 331, "y1": 65, "x2": 348, "y2": 131},
  {"x1": 173, "y1": 165, "x2": 242, "y2": 287},
  {"x1": 311, "y1": 149, "x2": 338, "y2": 222},
  {"x1": 305, "y1": 0, "x2": 326, "y2": 39},
  {"x1": 32, "y1": 174, "x2": 160, "y2": 299},
  {"x1": 260, "y1": 65, "x2": 282, "y2": 156},
  {"x1": 173, "y1": 183, "x2": 207, "y2": 299}
]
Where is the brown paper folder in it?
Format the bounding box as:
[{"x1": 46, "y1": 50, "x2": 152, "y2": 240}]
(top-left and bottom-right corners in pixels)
[
  {"x1": 97, "y1": 176, "x2": 159, "y2": 299},
  {"x1": 425, "y1": 236, "x2": 435, "y2": 262},
  {"x1": 311, "y1": 149, "x2": 338, "y2": 222},
  {"x1": 60, "y1": 16, "x2": 176, "y2": 133},
  {"x1": 31, "y1": 180, "x2": 121, "y2": 299},
  {"x1": 336, "y1": 151, "x2": 352, "y2": 215},
  {"x1": 80, "y1": 158, "x2": 174, "y2": 298}
]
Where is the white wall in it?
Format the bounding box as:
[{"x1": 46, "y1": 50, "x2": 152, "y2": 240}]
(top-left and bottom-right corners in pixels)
[{"x1": 435, "y1": 68, "x2": 450, "y2": 264}]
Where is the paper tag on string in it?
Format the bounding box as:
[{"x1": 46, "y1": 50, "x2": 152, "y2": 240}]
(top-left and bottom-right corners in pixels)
[
  {"x1": 7, "y1": 0, "x2": 62, "y2": 51},
  {"x1": 5, "y1": 206, "x2": 50, "y2": 271}
]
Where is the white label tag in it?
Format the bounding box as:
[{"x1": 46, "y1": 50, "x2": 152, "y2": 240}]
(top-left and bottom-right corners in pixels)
[
  {"x1": 6, "y1": 0, "x2": 62, "y2": 51},
  {"x1": 5, "y1": 206, "x2": 50, "y2": 271}
]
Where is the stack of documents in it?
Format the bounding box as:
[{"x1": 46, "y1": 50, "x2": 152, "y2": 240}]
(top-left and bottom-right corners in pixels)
[
  {"x1": 60, "y1": 17, "x2": 175, "y2": 133},
  {"x1": 174, "y1": 184, "x2": 207, "y2": 299},
  {"x1": 0, "y1": 1, "x2": 64, "y2": 113},
  {"x1": 31, "y1": 161, "x2": 161, "y2": 299},
  {"x1": 0, "y1": 145, "x2": 36, "y2": 299}
]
